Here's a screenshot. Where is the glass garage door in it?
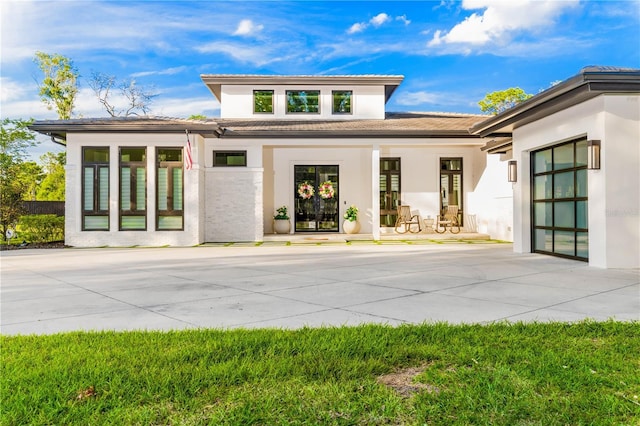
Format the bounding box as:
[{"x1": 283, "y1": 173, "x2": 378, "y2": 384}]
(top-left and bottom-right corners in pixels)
[{"x1": 531, "y1": 139, "x2": 588, "y2": 261}]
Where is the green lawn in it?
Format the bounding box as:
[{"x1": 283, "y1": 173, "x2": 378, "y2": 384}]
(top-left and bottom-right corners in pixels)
[{"x1": 2, "y1": 322, "x2": 638, "y2": 425}]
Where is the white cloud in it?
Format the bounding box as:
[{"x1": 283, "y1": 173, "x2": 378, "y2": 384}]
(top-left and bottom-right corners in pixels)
[
  {"x1": 196, "y1": 41, "x2": 270, "y2": 65},
  {"x1": 370, "y1": 13, "x2": 391, "y2": 27},
  {"x1": 396, "y1": 91, "x2": 447, "y2": 106},
  {"x1": 130, "y1": 66, "x2": 189, "y2": 78},
  {"x1": 428, "y1": 0, "x2": 579, "y2": 48},
  {"x1": 396, "y1": 15, "x2": 411, "y2": 26},
  {"x1": 233, "y1": 19, "x2": 264, "y2": 36},
  {"x1": 1, "y1": 77, "x2": 30, "y2": 103},
  {"x1": 153, "y1": 97, "x2": 220, "y2": 118},
  {"x1": 74, "y1": 87, "x2": 112, "y2": 118},
  {"x1": 195, "y1": 41, "x2": 297, "y2": 67},
  {"x1": 347, "y1": 22, "x2": 367, "y2": 34},
  {"x1": 347, "y1": 12, "x2": 406, "y2": 34}
]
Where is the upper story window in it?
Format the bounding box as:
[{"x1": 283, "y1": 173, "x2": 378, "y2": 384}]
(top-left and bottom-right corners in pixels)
[
  {"x1": 286, "y1": 90, "x2": 320, "y2": 114},
  {"x1": 253, "y1": 90, "x2": 273, "y2": 113},
  {"x1": 332, "y1": 91, "x2": 352, "y2": 114}
]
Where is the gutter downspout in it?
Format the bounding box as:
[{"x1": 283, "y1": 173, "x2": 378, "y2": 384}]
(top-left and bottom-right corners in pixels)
[{"x1": 50, "y1": 134, "x2": 67, "y2": 147}]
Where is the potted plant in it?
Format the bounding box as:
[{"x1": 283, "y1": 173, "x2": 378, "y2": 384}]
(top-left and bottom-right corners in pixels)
[
  {"x1": 342, "y1": 204, "x2": 360, "y2": 234},
  {"x1": 273, "y1": 205, "x2": 291, "y2": 234}
]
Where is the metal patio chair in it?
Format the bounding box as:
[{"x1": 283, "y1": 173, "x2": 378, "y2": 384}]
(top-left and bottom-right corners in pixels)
[{"x1": 394, "y1": 205, "x2": 422, "y2": 234}]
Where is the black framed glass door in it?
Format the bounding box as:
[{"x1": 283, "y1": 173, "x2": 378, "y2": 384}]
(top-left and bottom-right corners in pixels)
[
  {"x1": 380, "y1": 158, "x2": 400, "y2": 227},
  {"x1": 440, "y1": 158, "x2": 463, "y2": 226},
  {"x1": 294, "y1": 165, "x2": 339, "y2": 232}
]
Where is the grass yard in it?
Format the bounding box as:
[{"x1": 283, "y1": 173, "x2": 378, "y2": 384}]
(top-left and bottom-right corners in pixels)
[{"x1": 1, "y1": 321, "x2": 639, "y2": 425}]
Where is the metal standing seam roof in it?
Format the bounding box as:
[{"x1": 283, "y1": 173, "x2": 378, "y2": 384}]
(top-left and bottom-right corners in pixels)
[{"x1": 200, "y1": 74, "x2": 406, "y2": 103}]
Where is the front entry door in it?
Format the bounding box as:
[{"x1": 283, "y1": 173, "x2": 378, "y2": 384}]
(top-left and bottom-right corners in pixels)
[
  {"x1": 294, "y1": 165, "x2": 339, "y2": 232},
  {"x1": 380, "y1": 158, "x2": 400, "y2": 227}
]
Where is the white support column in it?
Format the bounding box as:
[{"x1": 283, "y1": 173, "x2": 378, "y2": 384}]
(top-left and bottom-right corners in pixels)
[
  {"x1": 372, "y1": 144, "x2": 380, "y2": 240},
  {"x1": 147, "y1": 146, "x2": 156, "y2": 231}
]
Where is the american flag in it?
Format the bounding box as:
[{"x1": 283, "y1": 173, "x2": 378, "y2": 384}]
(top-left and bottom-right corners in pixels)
[{"x1": 185, "y1": 130, "x2": 193, "y2": 170}]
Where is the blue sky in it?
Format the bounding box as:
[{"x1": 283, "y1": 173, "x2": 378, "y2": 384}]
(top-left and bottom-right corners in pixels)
[{"x1": 2, "y1": 0, "x2": 639, "y2": 127}]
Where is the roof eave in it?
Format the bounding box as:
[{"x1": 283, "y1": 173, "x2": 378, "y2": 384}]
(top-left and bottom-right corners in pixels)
[
  {"x1": 28, "y1": 122, "x2": 224, "y2": 138},
  {"x1": 200, "y1": 74, "x2": 405, "y2": 103},
  {"x1": 220, "y1": 129, "x2": 481, "y2": 139}
]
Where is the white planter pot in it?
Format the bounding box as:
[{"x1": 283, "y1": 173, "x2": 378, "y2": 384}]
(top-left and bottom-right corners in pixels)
[
  {"x1": 273, "y1": 219, "x2": 291, "y2": 234},
  {"x1": 343, "y1": 220, "x2": 360, "y2": 234}
]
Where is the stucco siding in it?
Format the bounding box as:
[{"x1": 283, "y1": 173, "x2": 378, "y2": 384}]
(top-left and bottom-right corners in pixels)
[
  {"x1": 468, "y1": 154, "x2": 514, "y2": 241},
  {"x1": 511, "y1": 94, "x2": 640, "y2": 268},
  {"x1": 63, "y1": 133, "x2": 201, "y2": 247},
  {"x1": 220, "y1": 84, "x2": 386, "y2": 119}
]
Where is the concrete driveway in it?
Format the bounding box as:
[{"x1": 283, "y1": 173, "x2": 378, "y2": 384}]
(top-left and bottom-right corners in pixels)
[{"x1": 1, "y1": 242, "x2": 638, "y2": 335}]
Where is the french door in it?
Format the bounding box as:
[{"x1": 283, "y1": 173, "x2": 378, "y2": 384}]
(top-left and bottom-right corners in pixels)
[
  {"x1": 294, "y1": 165, "x2": 339, "y2": 232},
  {"x1": 380, "y1": 158, "x2": 400, "y2": 227},
  {"x1": 440, "y1": 158, "x2": 463, "y2": 226}
]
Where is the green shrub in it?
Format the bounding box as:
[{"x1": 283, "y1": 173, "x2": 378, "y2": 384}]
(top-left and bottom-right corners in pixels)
[{"x1": 16, "y1": 214, "x2": 64, "y2": 243}]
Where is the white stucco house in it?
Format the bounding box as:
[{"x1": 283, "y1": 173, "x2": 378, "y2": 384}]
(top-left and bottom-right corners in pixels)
[{"x1": 30, "y1": 67, "x2": 640, "y2": 268}]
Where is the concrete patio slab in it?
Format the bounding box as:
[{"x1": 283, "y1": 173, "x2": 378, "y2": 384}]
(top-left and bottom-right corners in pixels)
[{"x1": 1, "y1": 242, "x2": 638, "y2": 335}]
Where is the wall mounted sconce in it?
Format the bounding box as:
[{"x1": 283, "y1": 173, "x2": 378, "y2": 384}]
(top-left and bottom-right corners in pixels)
[
  {"x1": 587, "y1": 140, "x2": 601, "y2": 170},
  {"x1": 507, "y1": 160, "x2": 517, "y2": 182}
]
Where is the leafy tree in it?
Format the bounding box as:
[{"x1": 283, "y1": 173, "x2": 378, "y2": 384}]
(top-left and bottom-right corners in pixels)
[
  {"x1": 88, "y1": 71, "x2": 158, "y2": 117},
  {"x1": 478, "y1": 87, "x2": 533, "y2": 115},
  {"x1": 0, "y1": 118, "x2": 41, "y2": 240},
  {"x1": 0, "y1": 118, "x2": 38, "y2": 157},
  {"x1": 188, "y1": 114, "x2": 208, "y2": 120},
  {"x1": 0, "y1": 153, "x2": 29, "y2": 241},
  {"x1": 34, "y1": 51, "x2": 79, "y2": 119},
  {"x1": 37, "y1": 152, "x2": 66, "y2": 201},
  {"x1": 20, "y1": 161, "x2": 45, "y2": 201}
]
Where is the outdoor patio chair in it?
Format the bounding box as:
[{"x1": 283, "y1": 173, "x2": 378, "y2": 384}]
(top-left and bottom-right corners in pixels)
[
  {"x1": 435, "y1": 205, "x2": 461, "y2": 234},
  {"x1": 394, "y1": 205, "x2": 422, "y2": 234}
]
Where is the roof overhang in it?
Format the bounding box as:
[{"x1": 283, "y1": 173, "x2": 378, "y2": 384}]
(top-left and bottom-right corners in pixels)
[
  {"x1": 28, "y1": 117, "x2": 224, "y2": 142},
  {"x1": 201, "y1": 74, "x2": 405, "y2": 104},
  {"x1": 218, "y1": 129, "x2": 480, "y2": 139},
  {"x1": 480, "y1": 137, "x2": 513, "y2": 154},
  {"x1": 470, "y1": 66, "x2": 640, "y2": 138}
]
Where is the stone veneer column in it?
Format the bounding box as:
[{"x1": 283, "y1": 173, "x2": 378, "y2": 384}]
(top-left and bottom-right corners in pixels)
[{"x1": 204, "y1": 168, "x2": 264, "y2": 242}]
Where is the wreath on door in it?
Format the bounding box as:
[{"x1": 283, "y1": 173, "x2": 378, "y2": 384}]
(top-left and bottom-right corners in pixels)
[
  {"x1": 318, "y1": 181, "x2": 335, "y2": 199},
  {"x1": 297, "y1": 182, "x2": 315, "y2": 199}
]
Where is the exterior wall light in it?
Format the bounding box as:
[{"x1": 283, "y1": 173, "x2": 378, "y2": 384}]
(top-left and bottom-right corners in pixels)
[
  {"x1": 507, "y1": 160, "x2": 517, "y2": 182},
  {"x1": 587, "y1": 140, "x2": 601, "y2": 170}
]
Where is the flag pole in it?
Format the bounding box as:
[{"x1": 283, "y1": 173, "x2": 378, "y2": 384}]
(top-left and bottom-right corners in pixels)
[{"x1": 184, "y1": 129, "x2": 193, "y2": 170}]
